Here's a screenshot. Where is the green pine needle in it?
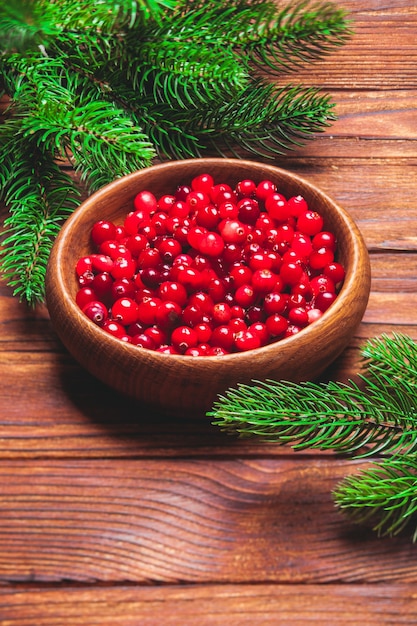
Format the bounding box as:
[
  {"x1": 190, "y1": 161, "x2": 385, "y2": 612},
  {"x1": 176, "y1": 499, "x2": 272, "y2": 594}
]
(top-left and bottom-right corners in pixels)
[
  {"x1": 334, "y1": 456, "x2": 417, "y2": 540},
  {"x1": 210, "y1": 333, "x2": 417, "y2": 540},
  {"x1": 0, "y1": 125, "x2": 80, "y2": 305}
]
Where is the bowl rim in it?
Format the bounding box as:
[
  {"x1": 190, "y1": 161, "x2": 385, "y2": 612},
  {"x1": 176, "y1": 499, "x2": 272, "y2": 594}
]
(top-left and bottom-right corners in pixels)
[{"x1": 49, "y1": 158, "x2": 370, "y2": 364}]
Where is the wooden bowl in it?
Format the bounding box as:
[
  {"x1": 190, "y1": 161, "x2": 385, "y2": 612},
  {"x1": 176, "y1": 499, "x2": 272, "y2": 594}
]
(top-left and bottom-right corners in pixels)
[{"x1": 45, "y1": 159, "x2": 371, "y2": 417}]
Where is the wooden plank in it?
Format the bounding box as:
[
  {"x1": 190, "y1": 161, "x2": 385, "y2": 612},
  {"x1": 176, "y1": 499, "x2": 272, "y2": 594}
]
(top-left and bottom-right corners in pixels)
[
  {"x1": 289, "y1": 3, "x2": 417, "y2": 90},
  {"x1": 0, "y1": 458, "x2": 416, "y2": 585},
  {"x1": 1, "y1": 583, "x2": 417, "y2": 625}
]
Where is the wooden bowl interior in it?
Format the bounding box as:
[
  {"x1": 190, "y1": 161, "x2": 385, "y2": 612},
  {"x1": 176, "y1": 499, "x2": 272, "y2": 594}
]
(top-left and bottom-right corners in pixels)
[{"x1": 46, "y1": 159, "x2": 371, "y2": 416}]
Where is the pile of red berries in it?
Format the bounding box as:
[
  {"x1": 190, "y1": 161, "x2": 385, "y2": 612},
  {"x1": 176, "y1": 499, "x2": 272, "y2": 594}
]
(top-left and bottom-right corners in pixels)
[{"x1": 75, "y1": 173, "x2": 345, "y2": 355}]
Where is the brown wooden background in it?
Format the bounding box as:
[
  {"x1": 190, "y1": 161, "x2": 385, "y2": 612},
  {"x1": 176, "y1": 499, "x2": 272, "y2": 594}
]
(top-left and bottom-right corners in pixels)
[{"x1": 1, "y1": 0, "x2": 417, "y2": 623}]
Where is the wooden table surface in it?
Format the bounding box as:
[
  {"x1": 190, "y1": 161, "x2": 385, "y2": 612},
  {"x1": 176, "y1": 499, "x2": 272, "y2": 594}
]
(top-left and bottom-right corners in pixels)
[{"x1": 1, "y1": 1, "x2": 417, "y2": 623}]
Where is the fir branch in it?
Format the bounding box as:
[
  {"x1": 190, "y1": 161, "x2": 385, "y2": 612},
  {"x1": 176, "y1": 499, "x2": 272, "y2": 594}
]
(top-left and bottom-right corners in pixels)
[
  {"x1": 0, "y1": 0, "x2": 175, "y2": 54},
  {"x1": 0, "y1": 123, "x2": 79, "y2": 305},
  {"x1": 149, "y1": 82, "x2": 336, "y2": 159},
  {"x1": 126, "y1": 39, "x2": 247, "y2": 109},
  {"x1": 1, "y1": 54, "x2": 155, "y2": 190},
  {"x1": 0, "y1": 0, "x2": 58, "y2": 53},
  {"x1": 241, "y1": 0, "x2": 352, "y2": 74},
  {"x1": 199, "y1": 82, "x2": 335, "y2": 157},
  {"x1": 27, "y1": 96, "x2": 156, "y2": 190},
  {"x1": 334, "y1": 456, "x2": 417, "y2": 540},
  {"x1": 166, "y1": 0, "x2": 351, "y2": 74},
  {"x1": 210, "y1": 333, "x2": 417, "y2": 540},
  {"x1": 361, "y1": 332, "x2": 417, "y2": 389},
  {"x1": 210, "y1": 375, "x2": 417, "y2": 457}
]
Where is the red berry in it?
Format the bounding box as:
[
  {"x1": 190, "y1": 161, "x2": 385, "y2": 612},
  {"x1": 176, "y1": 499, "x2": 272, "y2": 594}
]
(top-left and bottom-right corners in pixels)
[
  {"x1": 265, "y1": 313, "x2": 288, "y2": 337},
  {"x1": 212, "y1": 302, "x2": 232, "y2": 326},
  {"x1": 91, "y1": 220, "x2": 117, "y2": 246},
  {"x1": 219, "y1": 219, "x2": 247, "y2": 244},
  {"x1": 315, "y1": 291, "x2": 337, "y2": 312},
  {"x1": 181, "y1": 303, "x2": 205, "y2": 327},
  {"x1": 251, "y1": 268, "x2": 278, "y2": 294},
  {"x1": 82, "y1": 300, "x2": 108, "y2": 325},
  {"x1": 158, "y1": 194, "x2": 176, "y2": 212},
  {"x1": 297, "y1": 210, "x2": 324, "y2": 236},
  {"x1": 307, "y1": 308, "x2": 323, "y2": 324},
  {"x1": 233, "y1": 284, "x2": 256, "y2": 308},
  {"x1": 265, "y1": 193, "x2": 290, "y2": 222},
  {"x1": 76, "y1": 286, "x2": 97, "y2": 309},
  {"x1": 211, "y1": 325, "x2": 235, "y2": 351},
  {"x1": 263, "y1": 292, "x2": 288, "y2": 316},
  {"x1": 186, "y1": 190, "x2": 210, "y2": 211},
  {"x1": 288, "y1": 306, "x2": 309, "y2": 327},
  {"x1": 287, "y1": 195, "x2": 308, "y2": 217},
  {"x1": 156, "y1": 300, "x2": 182, "y2": 329},
  {"x1": 91, "y1": 254, "x2": 114, "y2": 273},
  {"x1": 236, "y1": 179, "x2": 256, "y2": 197},
  {"x1": 191, "y1": 173, "x2": 214, "y2": 194},
  {"x1": 248, "y1": 321, "x2": 269, "y2": 345},
  {"x1": 111, "y1": 297, "x2": 139, "y2": 325},
  {"x1": 137, "y1": 297, "x2": 161, "y2": 325},
  {"x1": 111, "y1": 277, "x2": 136, "y2": 300},
  {"x1": 324, "y1": 262, "x2": 345, "y2": 284},
  {"x1": 237, "y1": 198, "x2": 260, "y2": 225},
  {"x1": 234, "y1": 329, "x2": 261, "y2": 352},
  {"x1": 158, "y1": 281, "x2": 188, "y2": 306},
  {"x1": 133, "y1": 190, "x2": 158, "y2": 213},
  {"x1": 310, "y1": 275, "x2": 335, "y2": 296},
  {"x1": 102, "y1": 319, "x2": 128, "y2": 338},
  {"x1": 171, "y1": 326, "x2": 198, "y2": 353},
  {"x1": 198, "y1": 231, "x2": 224, "y2": 257},
  {"x1": 309, "y1": 247, "x2": 334, "y2": 271},
  {"x1": 255, "y1": 179, "x2": 276, "y2": 200},
  {"x1": 280, "y1": 261, "x2": 303, "y2": 286},
  {"x1": 111, "y1": 256, "x2": 136, "y2": 280},
  {"x1": 312, "y1": 231, "x2": 337, "y2": 251}
]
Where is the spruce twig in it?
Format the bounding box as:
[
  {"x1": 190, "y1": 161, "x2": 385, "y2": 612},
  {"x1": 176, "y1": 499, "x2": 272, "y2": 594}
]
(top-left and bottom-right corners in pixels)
[{"x1": 210, "y1": 333, "x2": 417, "y2": 540}]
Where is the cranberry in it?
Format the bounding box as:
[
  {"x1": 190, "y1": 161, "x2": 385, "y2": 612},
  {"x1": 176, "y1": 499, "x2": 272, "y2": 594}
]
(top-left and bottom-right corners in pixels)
[
  {"x1": 324, "y1": 262, "x2": 346, "y2": 284},
  {"x1": 234, "y1": 284, "x2": 257, "y2": 308},
  {"x1": 158, "y1": 281, "x2": 188, "y2": 306},
  {"x1": 315, "y1": 291, "x2": 337, "y2": 312},
  {"x1": 191, "y1": 173, "x2": 214, "y2": 193},
  {"x1": 133, "y1": 190, "x2": 158, "y2": 213},
  {"x1": 156, "y1": 300, "x2": 182, "y2": 329},
  {"x1": 234, "y1": 329, "x2": 261, "y2": 352},
  {"x1": 76, "y1": 286, "x2": 97, "y2": 309},
  {"x1": 265, "y1": 313, "x2": 288, "y2": 337},
  {"x1": 91, "y1": 220, "x2": 117, "y2": 246},
  {"x1": 255, "y1": 179, "x2": 276, "y2": 200},
  {"x1": 287, "y1": 195, "x2": 308, "y2": 217},
  {"x1": 171, "y1": 325, "x2": 198, "y2": 353},
  {"x1": 265, "y1": 192, "x2": 290, "y2": 222},
  {"x1": 198, "y1": 231, "x2": 225, "y2": 257},
  {"x1": 211, "y1": 325, "x2": 235, "y2": 351},
  {"x1": 131, "y1": 333, "x2": 156, "y2": 349},
  {"x1": 111, "y1": 297, "x2": 139, "y2": 325},
  {"x1": 102, "y1": 319, "x2": 127, "y2": 338},
  {"x1": 297, "y1": 210, "x2": 324, "y2": 236}
]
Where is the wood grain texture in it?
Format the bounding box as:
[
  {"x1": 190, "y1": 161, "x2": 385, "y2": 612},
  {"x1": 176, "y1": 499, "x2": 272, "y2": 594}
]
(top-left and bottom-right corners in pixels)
[
  {"x1": 0, "y1": 458, "x2": 416, "y2": 585},
  {"x1": 1, "y1": 0, "x2": 417, "y2": 622},
  {"x1": 1, "y1": 584, "x2": 417, "y2": 625}
]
